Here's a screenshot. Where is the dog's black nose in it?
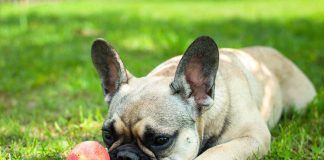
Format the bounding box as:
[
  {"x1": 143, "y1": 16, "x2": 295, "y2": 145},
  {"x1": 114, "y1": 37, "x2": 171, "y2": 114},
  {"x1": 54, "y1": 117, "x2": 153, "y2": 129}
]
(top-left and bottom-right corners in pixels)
[{"x1": 117, "y1": 150, "x2": 139, "y2": 160}]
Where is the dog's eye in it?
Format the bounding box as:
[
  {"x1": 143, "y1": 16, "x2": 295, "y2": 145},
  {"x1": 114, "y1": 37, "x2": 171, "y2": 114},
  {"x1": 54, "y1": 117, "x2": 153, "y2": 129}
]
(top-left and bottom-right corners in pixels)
[
  {"x1": 143, "y1": 128, "x2": 178, "y2": 152},
  {"x1": 153, "y1": 136, "x2": 170, "y2": 146},
  {"x1": 102, "y1": 131, "x2": 115, "y2": 146}
]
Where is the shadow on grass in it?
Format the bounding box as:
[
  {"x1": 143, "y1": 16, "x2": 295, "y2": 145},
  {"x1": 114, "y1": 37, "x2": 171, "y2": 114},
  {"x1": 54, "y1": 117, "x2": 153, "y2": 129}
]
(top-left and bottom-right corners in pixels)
[{"x1": 1, "y1": 11, "x2": 323, "y2": 94}]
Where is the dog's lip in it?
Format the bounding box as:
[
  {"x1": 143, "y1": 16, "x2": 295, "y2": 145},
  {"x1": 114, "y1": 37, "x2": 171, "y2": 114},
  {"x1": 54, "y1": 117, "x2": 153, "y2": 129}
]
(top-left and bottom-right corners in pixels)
[
  {"x1": 109, "y1": 143, "x2": 154, "y2": 160},
  {"x1": 108, "y1": 138, "x2": 124, "y2": 151}
]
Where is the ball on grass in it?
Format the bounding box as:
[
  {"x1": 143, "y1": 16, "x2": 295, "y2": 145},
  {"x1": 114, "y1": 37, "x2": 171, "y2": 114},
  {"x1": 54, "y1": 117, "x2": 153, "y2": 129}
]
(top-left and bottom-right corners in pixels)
[{"x1": 67, "y1": 141, "x2": 110, "y2": 160}]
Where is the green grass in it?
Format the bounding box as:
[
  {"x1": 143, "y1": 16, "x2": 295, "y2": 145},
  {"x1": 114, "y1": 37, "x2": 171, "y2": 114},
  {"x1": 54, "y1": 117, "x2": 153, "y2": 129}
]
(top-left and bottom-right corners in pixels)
[{"x1": 0, "y1": 0, "x2": 323, "y2": 159}]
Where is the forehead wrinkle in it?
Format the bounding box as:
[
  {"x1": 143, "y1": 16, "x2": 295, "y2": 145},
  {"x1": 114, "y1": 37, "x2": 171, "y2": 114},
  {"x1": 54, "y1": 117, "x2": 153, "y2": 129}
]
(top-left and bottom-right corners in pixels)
[
  {"x1": 132, "y1": 117, "x2": 155, "y2": 139},
  {"x1": 122, "y1": 94, "x2": 193, "y2": 130},
  {"x1": 112, "y1": 113, "x2": 130, "y2": 138}
]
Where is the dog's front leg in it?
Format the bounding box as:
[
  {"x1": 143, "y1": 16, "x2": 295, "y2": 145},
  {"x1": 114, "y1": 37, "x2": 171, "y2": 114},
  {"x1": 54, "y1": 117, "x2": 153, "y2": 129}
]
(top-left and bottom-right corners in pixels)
[{"x1": 195, "y1": 133, "x2": 270, "y2": 160}]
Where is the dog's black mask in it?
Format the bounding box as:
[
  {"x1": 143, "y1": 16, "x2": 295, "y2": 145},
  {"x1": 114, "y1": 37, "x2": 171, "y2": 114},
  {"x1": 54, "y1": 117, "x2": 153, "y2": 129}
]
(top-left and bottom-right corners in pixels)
[{"x1": 109, "y1": 143, "x2": 151, "y2": 160}]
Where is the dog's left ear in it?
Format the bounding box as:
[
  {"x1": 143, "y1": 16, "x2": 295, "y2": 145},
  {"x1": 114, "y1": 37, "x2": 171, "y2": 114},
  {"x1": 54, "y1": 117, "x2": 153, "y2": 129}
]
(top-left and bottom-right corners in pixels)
[
  {"x1": 91, "y1": 38, "x2": 132, "y2": 103},
  {"x1": 170, "y1": 36, "x2": 219, "y2": 111}
]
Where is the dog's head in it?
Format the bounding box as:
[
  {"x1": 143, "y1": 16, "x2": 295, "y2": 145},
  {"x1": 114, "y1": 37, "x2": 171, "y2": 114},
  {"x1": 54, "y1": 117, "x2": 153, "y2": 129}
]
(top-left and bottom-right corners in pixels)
[{"x1": 91, "y1": 36, "x2": 219, "y2": 160}]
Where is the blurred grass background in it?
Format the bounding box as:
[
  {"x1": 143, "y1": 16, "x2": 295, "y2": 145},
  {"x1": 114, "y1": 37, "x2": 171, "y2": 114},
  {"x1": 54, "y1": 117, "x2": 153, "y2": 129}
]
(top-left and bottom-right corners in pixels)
[{"x1": 0, "y1": 0, "x2": 323, "y2": 159}]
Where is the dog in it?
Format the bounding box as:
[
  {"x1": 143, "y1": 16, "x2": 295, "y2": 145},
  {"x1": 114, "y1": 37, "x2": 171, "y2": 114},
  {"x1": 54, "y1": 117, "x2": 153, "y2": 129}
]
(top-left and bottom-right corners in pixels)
[{"x1": 91, "y1": 36, "x2": 316, "y2": 160}]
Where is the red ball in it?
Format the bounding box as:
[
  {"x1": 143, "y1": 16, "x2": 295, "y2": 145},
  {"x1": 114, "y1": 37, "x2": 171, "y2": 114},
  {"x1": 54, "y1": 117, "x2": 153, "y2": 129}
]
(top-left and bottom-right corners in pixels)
[{"x1": 67, "y1": 141, "x2": 110, "y2": 160}]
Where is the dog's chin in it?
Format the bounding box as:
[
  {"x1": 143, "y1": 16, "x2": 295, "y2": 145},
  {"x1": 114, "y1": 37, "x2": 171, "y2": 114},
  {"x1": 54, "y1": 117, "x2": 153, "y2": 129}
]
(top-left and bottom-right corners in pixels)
[{"x1": 109, "y1": 143, "x2": 151, "y2": 160}]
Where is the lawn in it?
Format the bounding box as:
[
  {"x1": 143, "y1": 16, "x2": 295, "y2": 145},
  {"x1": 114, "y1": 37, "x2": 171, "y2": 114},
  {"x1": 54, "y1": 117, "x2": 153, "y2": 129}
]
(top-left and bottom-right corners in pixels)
[{"x1": 0, "y1": 0, "x2": 323, "y2": 159}]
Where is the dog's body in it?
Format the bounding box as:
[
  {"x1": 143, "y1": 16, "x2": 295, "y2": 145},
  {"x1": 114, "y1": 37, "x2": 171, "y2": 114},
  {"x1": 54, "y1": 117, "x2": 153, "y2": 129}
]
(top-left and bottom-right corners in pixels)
[{"x1": 91, "y1": 36, "x2": 316, "y2": 160}]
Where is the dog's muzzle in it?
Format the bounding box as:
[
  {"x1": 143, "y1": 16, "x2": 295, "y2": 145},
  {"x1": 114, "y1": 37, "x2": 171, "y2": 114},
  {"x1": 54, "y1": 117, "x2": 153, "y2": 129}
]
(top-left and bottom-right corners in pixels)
[{"x1": 109, "y1": 143, "x2": 151, "y2": 160}]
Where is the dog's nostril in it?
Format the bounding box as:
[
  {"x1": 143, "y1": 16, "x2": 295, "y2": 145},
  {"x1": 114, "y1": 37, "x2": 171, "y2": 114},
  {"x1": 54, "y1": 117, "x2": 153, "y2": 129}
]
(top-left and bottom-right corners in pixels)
[
  {"x1": 117, "y1": 156, "x2": 138, "y2": 160},
  {"x1": 117, "y1": 151, "x2": 139, "y2": 160},
  {"x1": 117, "y1": 158, "x2": 133, "y2": 160}
]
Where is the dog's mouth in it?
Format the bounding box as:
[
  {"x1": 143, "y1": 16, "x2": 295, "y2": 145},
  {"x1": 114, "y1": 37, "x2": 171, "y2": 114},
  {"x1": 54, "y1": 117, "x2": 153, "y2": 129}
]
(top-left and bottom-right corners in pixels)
[{"x1": 109, "y1": 143, "x2": 152, "y2": 160}]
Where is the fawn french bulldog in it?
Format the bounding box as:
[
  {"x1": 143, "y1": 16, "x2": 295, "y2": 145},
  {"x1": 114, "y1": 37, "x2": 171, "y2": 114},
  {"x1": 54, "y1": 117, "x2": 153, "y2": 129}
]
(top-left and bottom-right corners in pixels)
[{"x1": 91, "y1": 36, "x2": 316, "y2": 160}]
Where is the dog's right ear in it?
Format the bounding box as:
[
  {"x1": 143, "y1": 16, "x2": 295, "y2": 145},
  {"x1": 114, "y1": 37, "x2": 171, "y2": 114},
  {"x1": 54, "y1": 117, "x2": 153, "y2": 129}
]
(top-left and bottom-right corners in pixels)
[
  {"x1": 91, "y1": 38, "x2": 132, "y2": 103},
  {"x1": 170, "y1": 36, "x2": 219, "y2": 112}
]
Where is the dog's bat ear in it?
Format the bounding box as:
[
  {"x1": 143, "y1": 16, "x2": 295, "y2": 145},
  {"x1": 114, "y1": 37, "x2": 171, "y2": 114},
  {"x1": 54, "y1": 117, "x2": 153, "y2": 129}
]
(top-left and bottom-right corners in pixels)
[
  {"x1": 170, "y1": 36, "x2": 219, "y2": 111},
  {"x1": 91, "y1": 38, "x2": 132, "y2": 103}
]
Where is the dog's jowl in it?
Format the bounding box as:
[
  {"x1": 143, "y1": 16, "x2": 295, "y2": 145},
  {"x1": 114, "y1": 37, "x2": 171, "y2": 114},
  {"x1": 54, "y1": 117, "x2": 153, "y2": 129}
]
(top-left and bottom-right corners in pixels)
[{"x1": 91, "y1": 36, "x2": 316, "y2": 160}]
